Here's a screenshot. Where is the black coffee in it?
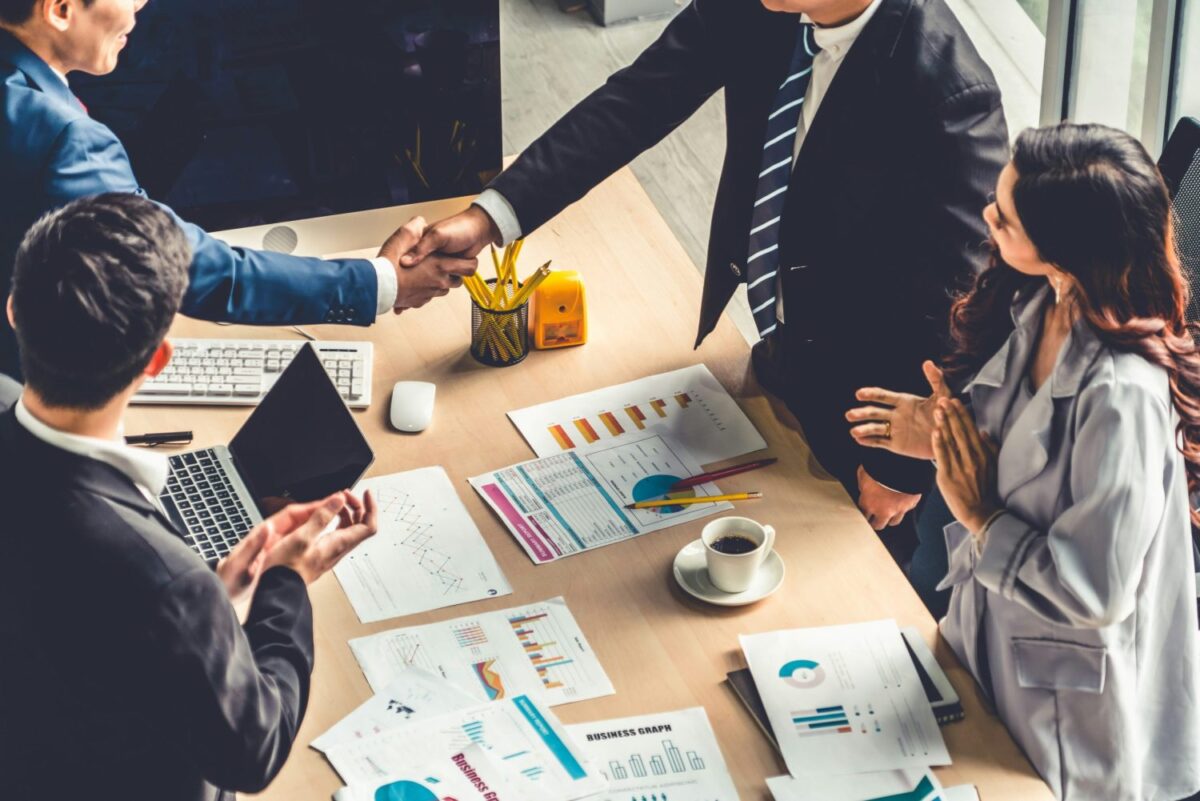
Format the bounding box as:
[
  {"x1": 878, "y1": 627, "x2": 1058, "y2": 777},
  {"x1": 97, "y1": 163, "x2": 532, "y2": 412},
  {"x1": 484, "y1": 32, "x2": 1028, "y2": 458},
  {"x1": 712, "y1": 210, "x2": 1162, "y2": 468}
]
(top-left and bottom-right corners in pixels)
[{"x1": 711, "y1": 535, "x2": 758, "y2": 554}]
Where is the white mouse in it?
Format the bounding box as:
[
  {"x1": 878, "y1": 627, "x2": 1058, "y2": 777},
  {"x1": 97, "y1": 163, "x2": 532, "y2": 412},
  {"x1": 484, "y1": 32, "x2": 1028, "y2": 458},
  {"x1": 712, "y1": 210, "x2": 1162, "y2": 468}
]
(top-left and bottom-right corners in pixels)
[{"x1": 389, "y1": 381, "x2": 436, "y2": 432}]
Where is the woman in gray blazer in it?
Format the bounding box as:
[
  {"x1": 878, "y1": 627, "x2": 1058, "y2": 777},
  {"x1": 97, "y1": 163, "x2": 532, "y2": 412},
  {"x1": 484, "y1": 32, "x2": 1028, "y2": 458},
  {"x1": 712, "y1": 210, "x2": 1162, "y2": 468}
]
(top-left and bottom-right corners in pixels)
[{"x1": 847, "y1": 123, "x2": 1200, "y2": 800}]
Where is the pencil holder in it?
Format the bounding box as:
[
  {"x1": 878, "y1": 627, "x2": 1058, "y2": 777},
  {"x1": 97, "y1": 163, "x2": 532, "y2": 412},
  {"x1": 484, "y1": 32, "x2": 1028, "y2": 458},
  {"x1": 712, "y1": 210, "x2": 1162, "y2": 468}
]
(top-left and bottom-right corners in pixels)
[{"x1": 470, "y1": 279, "x2": 529, "y2": 367}]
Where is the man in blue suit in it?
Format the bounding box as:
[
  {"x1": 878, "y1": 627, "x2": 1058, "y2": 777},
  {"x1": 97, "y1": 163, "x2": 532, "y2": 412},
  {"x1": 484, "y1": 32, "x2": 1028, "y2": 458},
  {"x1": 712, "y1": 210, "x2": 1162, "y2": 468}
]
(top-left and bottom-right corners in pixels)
[{"x1": 0, "y1": 0, "x2": 476, "y2": 379}]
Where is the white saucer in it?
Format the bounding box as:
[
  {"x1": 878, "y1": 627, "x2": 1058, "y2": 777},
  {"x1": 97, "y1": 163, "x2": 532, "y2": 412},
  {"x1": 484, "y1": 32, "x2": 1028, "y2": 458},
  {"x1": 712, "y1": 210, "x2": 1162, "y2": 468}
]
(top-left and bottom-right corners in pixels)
[{"x1": 672, "y1": 539, "x2": 785, "y2": 607}]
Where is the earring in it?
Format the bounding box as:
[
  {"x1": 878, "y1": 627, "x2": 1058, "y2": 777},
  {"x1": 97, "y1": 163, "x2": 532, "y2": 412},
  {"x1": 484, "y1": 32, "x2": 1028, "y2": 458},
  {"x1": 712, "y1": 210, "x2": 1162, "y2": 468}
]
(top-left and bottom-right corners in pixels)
[{"x1": 1050, "y1": 273, "x2": 1064, "y2": 304}]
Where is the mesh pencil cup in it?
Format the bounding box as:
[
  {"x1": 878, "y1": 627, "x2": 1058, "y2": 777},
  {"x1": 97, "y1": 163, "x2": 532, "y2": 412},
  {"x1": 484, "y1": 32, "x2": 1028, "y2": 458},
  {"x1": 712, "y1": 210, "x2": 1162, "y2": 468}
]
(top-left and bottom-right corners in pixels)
[{"x1": 470, "y1": 278, "x2": 529, "y2": 367}]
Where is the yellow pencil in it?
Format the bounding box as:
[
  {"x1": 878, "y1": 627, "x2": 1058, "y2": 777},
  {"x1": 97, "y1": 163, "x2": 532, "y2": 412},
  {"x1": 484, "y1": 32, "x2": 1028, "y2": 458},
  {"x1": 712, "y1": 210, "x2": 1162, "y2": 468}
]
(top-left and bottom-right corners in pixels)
[
  {"x1": 502, "y1": 262, "x2": 552, "y2": 310},
  {"x1": 623, "y1": 492, "x2": 762, "y2": 509}
]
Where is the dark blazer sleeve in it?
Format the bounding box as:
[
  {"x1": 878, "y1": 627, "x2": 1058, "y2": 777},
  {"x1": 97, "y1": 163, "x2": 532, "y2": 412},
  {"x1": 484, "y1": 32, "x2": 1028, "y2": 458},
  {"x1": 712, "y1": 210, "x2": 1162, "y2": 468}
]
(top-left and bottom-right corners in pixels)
[
  {"x1": 858, "y1": 84, "x2": 1008, "y2": 495},
  {"x1": 488, "y1": 0, "x2": 731, "y2": 234},
  {"x1": 148, "y1": 565, "x2": 314, "y2": 794},
  {"x1": 45, "y1": 118, "x2": 379, "y2": 326}
]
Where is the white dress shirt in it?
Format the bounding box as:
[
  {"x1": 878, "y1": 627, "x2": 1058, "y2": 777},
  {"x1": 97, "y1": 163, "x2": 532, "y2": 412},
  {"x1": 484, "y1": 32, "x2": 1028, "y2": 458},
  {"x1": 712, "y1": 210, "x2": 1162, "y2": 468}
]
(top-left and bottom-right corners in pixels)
[
  {"x1": 473, "y1": 0, "x2": 884, "y2": 256},
  {"x1": 46, "y1": 63, "x2": 399, "y2": 315},
  {"x1": 14, "y1": 398, "x2": 169, "y2": 512}
]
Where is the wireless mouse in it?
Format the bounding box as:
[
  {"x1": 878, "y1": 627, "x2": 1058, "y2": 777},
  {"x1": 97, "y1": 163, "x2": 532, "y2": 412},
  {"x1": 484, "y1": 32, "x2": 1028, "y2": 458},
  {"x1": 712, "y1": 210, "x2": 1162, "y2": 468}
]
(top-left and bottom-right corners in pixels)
[{"x1": 389, "y1": 381, "x2": 435, "y2": 433}]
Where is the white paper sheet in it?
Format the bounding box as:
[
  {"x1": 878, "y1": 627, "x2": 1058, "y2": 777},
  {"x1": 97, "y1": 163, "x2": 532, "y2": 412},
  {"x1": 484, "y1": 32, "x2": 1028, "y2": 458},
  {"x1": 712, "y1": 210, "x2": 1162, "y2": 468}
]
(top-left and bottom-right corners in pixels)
[
  {"x1": 310, "y1": 667, "x2": 478, "y2": 754},
  {"x1": 348, "y1": 596, "x2": 614, "y2": 706},
  {"x1": 333, "y1": 467, "x2": 512, "y2": 623},
  {"x1": 333, "y1": 744, "x2": 547, "y2": 801},
  {"x1": 324, "y1": 695, "x2": 604, "y2": 801},
  {"x1": 469, "y1": 432, "x2": 731, "y2": 564},
  {"x1": 741, "y1": 620, "x2": 950, "y2": 778},
  {"x1": 567, "y1": 707, "x2": 740, "y2": 801},
  {"x1": 508, "y1": 364, "x2": 767, "y2": 464},
  {"x1": 766, "y1": 769, "x2": 941, "y2": 801}
]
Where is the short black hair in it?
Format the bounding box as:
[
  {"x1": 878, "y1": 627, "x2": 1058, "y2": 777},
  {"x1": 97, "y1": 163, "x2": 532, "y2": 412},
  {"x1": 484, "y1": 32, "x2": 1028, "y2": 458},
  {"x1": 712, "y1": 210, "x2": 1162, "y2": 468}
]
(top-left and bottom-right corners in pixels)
[
  {"x1": 0, "y1": 0, "x2": 93, "y2": 26},
  {"x1": 11, "y1": 194, "x2": 191, "y2": 409}
]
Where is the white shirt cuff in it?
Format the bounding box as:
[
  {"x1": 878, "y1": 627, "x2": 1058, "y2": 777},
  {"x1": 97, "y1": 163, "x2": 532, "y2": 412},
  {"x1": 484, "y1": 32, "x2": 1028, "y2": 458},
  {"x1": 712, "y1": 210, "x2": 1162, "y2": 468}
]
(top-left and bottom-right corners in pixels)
[
  {"x1": 371, "y1": 256, "x2": 397, "y2": 315},
  {"x1": 473, "y1": 189, "x2": 523, "y2": 245}
]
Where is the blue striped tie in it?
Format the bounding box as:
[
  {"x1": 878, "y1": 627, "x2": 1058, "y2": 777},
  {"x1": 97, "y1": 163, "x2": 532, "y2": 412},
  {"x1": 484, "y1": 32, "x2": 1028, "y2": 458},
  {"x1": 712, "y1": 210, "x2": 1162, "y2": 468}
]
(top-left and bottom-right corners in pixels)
[{"x1": 746, "y1": 24, "x2": 820, "y2": 337}]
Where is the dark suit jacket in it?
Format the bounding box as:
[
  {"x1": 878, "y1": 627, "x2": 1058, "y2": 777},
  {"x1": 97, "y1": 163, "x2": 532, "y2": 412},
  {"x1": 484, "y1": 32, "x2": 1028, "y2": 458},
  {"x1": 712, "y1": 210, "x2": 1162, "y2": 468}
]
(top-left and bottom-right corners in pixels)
[
  {"x1": 0, "y1": 409, "x2": 314, "y2": 801},
  {"x1": 489, "y1": 0, "x2": 1008, "y2": 493},
  {"x1": 0, "y1": 30, "x2": 379, "y2": 379}
]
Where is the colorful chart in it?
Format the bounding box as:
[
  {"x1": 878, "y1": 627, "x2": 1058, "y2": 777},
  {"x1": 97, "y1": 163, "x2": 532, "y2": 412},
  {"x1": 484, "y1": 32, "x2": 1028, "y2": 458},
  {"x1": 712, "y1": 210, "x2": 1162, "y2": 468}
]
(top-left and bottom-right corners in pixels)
[
  {"x1": 631, "y1": 473, "x2": 696, "y2": 514},
  {"x1": 780, "y1": 658, "x2": 827, "y2": 689},
  {"x1": 547, "y1": 424, "x2": 575, "y2": 449},
  {"x1": 374, "y1": 780, "x2": 439, "y2": 801},
  {"x1": 509, "y1": 611, "x2": 578, "y2": 692},
  {"x1": 599, "y1": 411, "x2": 625, "y2": 436},
  {"x1": 624, "y1": 405, "x2": 647, "y2": 430},
  {"x1": 472, "y1": 660, "x2": 506, "y2": 700},
  {"x1": 573, "y1": 418, "x2": 601, "y2": 444},
  {"x1": 792, "y1": 705, "x2": 852, "y2": 737},
  {"x1": 675, "y1": 392, "x2": 692, "y2": 408},
  {"x1": 649, "y1": 399, "x2": 668, "y2": 418}
]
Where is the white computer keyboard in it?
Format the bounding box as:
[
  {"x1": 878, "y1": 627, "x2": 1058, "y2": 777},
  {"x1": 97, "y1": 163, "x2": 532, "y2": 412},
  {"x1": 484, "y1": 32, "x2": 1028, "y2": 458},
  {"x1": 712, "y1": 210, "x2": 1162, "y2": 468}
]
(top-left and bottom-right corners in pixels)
[{"x1": 133, "y1": 339, "x2": 372, "y2": 408}]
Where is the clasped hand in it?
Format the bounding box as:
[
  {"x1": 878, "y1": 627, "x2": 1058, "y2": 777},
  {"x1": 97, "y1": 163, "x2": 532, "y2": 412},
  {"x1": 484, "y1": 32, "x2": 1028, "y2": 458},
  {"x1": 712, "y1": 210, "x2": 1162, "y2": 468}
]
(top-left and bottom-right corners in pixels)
[
  {"x1": 932, "y1": 398, "x2": 1001, "y2": 535},
  {"x1": 378, "y1": 207, "x2": 500, "y2": 313},
  {"x1": 217, "y1": 490, "x2": 379, "y2": 606}
]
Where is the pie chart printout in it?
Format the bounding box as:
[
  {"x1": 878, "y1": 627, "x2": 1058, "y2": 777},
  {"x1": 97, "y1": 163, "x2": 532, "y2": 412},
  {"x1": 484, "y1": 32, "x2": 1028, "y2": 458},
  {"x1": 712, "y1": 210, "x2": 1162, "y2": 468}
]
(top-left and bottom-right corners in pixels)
[{"x1": 631, "y1": 474, "x2": 695, "y2": 514}]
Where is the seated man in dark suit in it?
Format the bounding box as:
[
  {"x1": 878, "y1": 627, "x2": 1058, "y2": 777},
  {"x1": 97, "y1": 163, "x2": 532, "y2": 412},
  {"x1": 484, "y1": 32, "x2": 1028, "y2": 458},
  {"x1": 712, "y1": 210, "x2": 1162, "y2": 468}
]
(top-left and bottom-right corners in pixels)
[
  {"x1": 0, "y1": 194, "x2": 379, "y2": 801},
  {"x1": 400, "y1": 0, "x2": 1008, "y2": 563},
  {"x1": 0, "y1": 0, "x2": 477, "y2": 378}
]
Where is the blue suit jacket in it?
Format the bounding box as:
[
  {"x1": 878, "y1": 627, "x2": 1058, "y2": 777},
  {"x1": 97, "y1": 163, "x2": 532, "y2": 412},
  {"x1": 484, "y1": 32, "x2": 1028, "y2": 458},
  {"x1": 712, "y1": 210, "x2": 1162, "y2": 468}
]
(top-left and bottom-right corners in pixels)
[{"x1": 0, "y1": 31, "x2": 379, "y2": 379}]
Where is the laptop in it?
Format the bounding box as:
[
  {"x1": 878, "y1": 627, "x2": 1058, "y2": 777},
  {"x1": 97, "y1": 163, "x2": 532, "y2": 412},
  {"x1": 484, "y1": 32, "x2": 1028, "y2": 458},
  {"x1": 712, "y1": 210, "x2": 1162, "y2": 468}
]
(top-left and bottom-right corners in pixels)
[{"x1": 160, "y1": 342, "x2": 375, "y2": 562}]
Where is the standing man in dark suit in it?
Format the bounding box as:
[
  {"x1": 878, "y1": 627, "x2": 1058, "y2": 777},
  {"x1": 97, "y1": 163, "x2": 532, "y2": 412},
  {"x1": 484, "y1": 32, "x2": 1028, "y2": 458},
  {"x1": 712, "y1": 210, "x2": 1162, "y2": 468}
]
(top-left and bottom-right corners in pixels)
[
  {"x1": 0, "y1": 194, "x2": 379, "y2": 800},
  {"x1": 0, "y1": 0, "x2": 477, "y2": 379},
  {"x1": 401, "y1": 0, "x2": 1008, "y2": 559}
]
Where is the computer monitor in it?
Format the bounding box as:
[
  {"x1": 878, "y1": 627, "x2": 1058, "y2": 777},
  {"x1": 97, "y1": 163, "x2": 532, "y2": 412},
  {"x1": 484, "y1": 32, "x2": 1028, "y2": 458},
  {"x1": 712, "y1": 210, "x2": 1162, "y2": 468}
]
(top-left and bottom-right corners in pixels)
[{"x1": 72, "y1": 0, "x2": 501, "y2": 257}]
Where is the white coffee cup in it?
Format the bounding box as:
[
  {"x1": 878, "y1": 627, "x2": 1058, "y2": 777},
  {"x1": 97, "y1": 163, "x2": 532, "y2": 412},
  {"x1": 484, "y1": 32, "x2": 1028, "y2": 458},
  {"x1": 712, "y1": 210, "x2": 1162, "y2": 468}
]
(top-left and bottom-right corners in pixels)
[{"x1": 701, "y1": 516, "x2": 776, "y2": 593}]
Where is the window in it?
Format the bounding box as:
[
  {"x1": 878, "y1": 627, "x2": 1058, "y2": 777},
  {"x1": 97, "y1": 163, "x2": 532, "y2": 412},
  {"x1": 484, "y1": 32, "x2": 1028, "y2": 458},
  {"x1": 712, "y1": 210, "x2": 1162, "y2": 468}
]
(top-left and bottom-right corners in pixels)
[
  {"x1": 1170, "y1": 0, "x2": 1200, "y2": 134},
  {"x1": 1067, "y1": 0, "x2": 1157, "y2": 135}
]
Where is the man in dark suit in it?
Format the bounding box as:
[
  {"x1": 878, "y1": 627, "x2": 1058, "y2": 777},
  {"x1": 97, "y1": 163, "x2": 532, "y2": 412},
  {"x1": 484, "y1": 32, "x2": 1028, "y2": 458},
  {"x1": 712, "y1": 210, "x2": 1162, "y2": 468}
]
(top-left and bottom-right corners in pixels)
[
  {"x1": 0, "y1": 0, "x2": 476, "y2": 379},
  {"x1": 403, "y1": 0, "x2": 1008, "y2": 558},
  {"x1": 0, "y1": 193, "x2": 378, "y2": 800}
]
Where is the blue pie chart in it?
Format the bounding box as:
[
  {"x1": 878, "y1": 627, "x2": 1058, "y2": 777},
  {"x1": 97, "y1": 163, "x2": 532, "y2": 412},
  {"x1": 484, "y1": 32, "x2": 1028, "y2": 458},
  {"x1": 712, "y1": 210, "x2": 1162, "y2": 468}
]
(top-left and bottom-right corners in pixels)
[
  {"x1": 631, "y1": 474, "x2": 695, "y2": 514},
  {"x1": 374, "y1": 780, "x2": 440, "y2": 801}
]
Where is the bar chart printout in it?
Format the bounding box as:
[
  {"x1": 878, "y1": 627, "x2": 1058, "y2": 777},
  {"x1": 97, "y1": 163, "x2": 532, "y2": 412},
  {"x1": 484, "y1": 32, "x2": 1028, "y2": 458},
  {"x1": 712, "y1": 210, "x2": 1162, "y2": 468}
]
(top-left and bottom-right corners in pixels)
[
  {"x1": 566, "y1": 707, "x2": 740, "y2": 801},
  {"x1": 509, "y1": 364, "x2": 767, "y2": 464},
  {"x1": 740, "y1": 620, "x2": 950, "y2": 778},
  {"x1": 348, "y1": 597, "x2": 614, "y2": 707}
]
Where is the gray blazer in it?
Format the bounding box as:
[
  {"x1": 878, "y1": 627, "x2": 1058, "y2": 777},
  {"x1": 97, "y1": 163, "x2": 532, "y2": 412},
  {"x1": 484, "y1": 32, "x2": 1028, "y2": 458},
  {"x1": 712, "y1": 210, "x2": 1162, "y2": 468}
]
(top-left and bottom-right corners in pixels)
[{"x1": 938, "y1": 286, "x2": 1200, "y2": 801}]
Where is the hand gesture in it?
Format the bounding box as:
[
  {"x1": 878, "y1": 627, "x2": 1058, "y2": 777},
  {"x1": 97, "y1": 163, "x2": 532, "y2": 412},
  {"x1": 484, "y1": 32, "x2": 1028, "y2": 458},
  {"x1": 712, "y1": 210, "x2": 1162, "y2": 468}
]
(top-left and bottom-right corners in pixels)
[
  {"x1": 379, "y1": 217, "x2": 479, "y2": 313},
  {"x1": 932, "y1": 398, "x2": 1001, "y2": 534},
  {"x1": 215, "y1": 519, "x2": 274, "y2": 607},
  {"x1": 261, "y1": 490, "x2": 379, "y2": 584},
  {"x1": 856, "y1": 465, "x2": 922, "y2": 530},
  {"x1": 847, "y1": 361, "x2": 951, "y2": 460},
  {"x1": 400, "y1": 205, "x2": 500, "y2": 266}
]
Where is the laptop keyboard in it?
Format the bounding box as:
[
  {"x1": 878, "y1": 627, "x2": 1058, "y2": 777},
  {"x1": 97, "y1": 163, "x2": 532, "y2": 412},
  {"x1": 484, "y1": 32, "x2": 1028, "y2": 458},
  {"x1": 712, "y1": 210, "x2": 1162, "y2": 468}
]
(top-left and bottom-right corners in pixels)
[{"x1": 164, "y1": 449, "x2": 256, "y2": 561}]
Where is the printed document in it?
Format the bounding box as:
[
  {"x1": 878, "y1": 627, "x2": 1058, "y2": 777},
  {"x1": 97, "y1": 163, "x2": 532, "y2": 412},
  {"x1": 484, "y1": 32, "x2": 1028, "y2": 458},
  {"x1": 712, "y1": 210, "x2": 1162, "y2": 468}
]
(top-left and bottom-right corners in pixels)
[
  {"x1": 332, "y1": 744, "x2": 547, "y2": 801},
  {"x1": 567, "y1": 707, "x2": 740, "y2": 801},
  {"x1": 348, "y1": 596, "x2": 614, "y2": 706},
  {"x1": 310, "y1": 667, "x2": 477, "y2": 754},
  {"x1": 334, "y1": 467, "x2": 512, "y2": 623},
  {"x1": 324, "y1": 695, "x2": 604, "y2": 800},
  {"x1": 741, "y1": 620, "x2": 950, "y2": 778},
  {"x1": 470, "y1": 432, "x2": 730, "y2": 564},
  {"x1": 509, "y1": 363, "x2": 766, "y2": 464},
  {"x1": 767, "y1": 769, "x2": 944, "y2": 800}
]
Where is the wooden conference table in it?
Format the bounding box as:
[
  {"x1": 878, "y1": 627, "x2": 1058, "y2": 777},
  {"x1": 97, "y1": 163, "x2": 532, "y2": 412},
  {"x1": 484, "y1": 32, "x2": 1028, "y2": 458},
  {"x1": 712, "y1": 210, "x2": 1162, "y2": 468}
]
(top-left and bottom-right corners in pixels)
[{"x1": 129, "y1": 167, "x2": 1053, "y2": 801}]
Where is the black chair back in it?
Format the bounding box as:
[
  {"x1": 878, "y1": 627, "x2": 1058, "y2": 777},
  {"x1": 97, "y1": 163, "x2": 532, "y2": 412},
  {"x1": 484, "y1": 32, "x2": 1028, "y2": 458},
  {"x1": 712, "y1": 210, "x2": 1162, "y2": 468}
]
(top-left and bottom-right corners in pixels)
[{"x1": 1160, "y1": 117, "x2": 1200, "y2": 325}]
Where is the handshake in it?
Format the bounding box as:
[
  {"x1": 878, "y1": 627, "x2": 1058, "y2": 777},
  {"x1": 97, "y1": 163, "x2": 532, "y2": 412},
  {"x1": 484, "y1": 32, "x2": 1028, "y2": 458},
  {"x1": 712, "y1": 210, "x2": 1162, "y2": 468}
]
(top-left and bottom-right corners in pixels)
[{"x1": 377, "y1": 206, "x2": 502, "y2": 313}]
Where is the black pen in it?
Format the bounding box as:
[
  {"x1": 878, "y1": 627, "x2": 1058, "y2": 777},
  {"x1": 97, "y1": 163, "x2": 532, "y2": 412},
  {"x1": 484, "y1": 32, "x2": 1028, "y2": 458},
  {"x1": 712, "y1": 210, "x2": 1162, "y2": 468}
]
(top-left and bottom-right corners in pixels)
[{"x1": 125, "y1": 430, "x2": 193, "y2": 447}]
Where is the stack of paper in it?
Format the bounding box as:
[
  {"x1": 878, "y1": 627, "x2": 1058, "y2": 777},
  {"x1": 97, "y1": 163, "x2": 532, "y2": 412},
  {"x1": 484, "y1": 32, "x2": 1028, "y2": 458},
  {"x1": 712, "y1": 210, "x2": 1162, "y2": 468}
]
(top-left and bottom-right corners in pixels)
[
  {"x1": 740, "y1": 620, "x2": 955, "y2": 800},
  {"x1": 314, "y1": 670, "x2": 604, "y2": 801}
]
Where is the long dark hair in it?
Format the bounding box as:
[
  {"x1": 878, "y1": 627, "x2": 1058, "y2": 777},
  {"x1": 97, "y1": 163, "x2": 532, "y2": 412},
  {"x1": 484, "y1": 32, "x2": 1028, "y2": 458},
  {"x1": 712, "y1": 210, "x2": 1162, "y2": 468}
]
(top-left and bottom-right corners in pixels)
[{"x1": 944, "y1": 122, "x2": 1200, "y2": 528}]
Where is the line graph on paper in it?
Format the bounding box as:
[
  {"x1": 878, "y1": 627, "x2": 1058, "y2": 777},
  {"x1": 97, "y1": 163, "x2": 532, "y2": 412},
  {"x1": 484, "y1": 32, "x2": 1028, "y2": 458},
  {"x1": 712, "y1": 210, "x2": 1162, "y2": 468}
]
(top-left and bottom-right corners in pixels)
[
  {"x1": 333, "y1": 468, "x2": 513, "y2": 624},
  {"x1": 377, "y1": 488, "x2": 464, "y2": 595}
]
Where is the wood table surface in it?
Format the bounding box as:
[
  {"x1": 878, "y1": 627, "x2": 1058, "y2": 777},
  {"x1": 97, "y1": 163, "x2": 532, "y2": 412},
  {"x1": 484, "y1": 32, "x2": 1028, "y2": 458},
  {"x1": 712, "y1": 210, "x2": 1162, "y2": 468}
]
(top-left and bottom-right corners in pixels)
[{"x1": 128, "y1": 167, "x2": 1052, "y2": 801}]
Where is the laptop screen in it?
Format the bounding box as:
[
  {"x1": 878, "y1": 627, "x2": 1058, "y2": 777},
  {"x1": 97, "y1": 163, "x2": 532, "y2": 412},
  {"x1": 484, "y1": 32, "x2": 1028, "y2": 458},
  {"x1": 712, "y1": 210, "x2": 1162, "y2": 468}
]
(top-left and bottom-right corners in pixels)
[{"x1": 230, "y1": 343, "x2": 374, "y2": 516}]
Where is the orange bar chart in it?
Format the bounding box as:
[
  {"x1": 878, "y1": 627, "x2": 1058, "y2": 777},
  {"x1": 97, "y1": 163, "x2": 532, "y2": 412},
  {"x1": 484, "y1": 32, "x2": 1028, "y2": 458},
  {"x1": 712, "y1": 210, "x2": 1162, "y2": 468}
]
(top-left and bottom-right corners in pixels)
[
  {"x1": 573, "y1": 417, "x2": 600, "y2": 444},
  {"x1": 650, "y1": 399, "x2": 668, "y2": 418},
  {"x1": 675, "y1": 392, "x2": 692, "y2": 408},
  {"x1": 547, "y1": 424, "x2": 575, "y2": 450},
  {"x1": 624, "y1": 404, "x2": 647, "y2": 429},
  {"x1": 599, "y1": 411, "x2": 624, "y2": 436}
]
